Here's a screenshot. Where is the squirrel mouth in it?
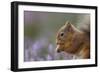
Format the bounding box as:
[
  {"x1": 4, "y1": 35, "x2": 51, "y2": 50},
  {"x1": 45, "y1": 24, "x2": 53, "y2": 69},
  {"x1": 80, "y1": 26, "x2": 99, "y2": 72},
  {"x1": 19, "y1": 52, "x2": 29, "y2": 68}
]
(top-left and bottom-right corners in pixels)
[
  {"x1": 56, "y1": 43, "x2": 64, "y2": 53},
  {"x1": 56, "y1": 45, "x2": 60, "y2": 52}
]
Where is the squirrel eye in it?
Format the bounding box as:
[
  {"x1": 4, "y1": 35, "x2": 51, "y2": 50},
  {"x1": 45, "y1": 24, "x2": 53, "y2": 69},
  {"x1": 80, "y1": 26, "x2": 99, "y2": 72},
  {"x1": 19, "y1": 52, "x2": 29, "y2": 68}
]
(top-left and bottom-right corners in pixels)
[{"x1": 60, "y1": 32, "x2": 64, "y2": 37}]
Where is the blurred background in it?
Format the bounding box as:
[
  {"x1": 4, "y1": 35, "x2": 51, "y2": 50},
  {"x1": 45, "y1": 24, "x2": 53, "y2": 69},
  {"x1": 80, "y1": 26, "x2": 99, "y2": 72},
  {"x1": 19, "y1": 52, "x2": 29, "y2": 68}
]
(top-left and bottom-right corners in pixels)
[{"x1": 24, "y1": 11, "x2": 90, "y2": 62}]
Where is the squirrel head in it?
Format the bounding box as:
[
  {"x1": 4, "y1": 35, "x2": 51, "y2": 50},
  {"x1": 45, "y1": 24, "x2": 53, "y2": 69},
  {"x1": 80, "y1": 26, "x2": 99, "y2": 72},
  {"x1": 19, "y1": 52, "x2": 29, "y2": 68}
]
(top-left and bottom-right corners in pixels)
[{"x1": 56, "y1": 21, "x2": 81, "y2": 54}]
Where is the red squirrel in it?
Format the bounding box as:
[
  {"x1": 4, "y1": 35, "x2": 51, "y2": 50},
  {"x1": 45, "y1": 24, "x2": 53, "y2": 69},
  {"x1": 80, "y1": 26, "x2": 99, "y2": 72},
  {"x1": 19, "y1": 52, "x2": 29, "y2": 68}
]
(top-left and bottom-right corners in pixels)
[{"x1": 56, "y1": 21, "x2": 90, "y2": 59}]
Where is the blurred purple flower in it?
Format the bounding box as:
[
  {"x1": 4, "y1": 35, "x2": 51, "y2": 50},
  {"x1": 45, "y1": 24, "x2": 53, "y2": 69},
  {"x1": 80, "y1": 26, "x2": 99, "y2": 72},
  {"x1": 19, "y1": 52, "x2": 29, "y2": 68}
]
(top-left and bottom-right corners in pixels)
[
  {"x1": 46, "y1": 55, "x2": 53, "y2": 60},
  {"x1": 24, "y1": 37, "x2": 73, "y2": 62}
]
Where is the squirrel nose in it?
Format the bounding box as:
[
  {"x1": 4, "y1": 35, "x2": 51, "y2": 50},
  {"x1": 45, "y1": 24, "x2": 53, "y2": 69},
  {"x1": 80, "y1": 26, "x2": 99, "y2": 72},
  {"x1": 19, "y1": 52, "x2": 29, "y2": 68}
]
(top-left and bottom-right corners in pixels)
[{"x1": 57, "y1": 49, "x2": 61, "y2": 53}]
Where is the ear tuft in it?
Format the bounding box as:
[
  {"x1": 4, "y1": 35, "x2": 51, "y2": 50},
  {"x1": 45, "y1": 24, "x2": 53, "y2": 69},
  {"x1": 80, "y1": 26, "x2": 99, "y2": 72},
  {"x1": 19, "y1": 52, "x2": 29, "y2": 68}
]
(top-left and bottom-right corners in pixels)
[
  {"x1": 65, "y1": 21, "x2": 70, "y2": 25},
  {"x1": 65, "y1": 21, "x2": 73, "y2": 32},
  {"x1": 65, "y1": 21, "x2": 71, "y2": 27}
]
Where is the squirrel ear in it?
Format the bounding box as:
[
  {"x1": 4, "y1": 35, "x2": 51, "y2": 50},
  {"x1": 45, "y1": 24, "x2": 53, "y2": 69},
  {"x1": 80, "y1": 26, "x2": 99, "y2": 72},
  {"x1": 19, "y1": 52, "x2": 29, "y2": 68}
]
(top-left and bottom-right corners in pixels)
[
  {"x1": 65, "y1": 21, "x2": 70, "y2": 26},
  {"x1": 65, "y1": 21, "x2": 73, "y2": 32}
]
